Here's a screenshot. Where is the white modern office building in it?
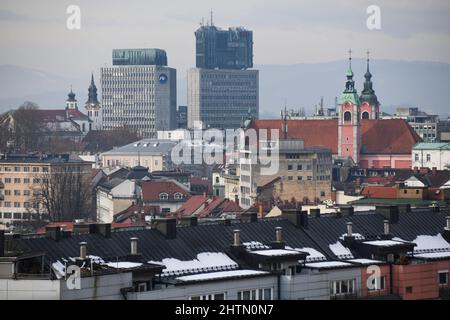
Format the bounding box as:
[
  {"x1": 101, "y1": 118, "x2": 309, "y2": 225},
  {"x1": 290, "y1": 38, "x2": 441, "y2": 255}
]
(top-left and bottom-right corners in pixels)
[{"x1": 101, "y1": 49, "x2": 177, "y2": 138}]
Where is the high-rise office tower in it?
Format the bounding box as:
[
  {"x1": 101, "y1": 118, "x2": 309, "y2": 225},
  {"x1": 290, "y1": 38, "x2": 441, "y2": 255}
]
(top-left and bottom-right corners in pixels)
[
  {"x1": 195, "y1": 24, "x2": 253, "y2": 70},
  {"x1": 188, "y1": 22, "x2": 258, "y2": 129},
  {"x1": 101, "y1": 48, "x2": 176, "y2": 138}
]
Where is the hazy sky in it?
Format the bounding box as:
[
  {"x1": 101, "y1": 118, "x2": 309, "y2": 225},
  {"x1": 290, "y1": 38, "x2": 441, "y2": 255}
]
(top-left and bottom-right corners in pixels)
[{"x1": 1, "y1": 0, "x2": 450, "y2": 79}]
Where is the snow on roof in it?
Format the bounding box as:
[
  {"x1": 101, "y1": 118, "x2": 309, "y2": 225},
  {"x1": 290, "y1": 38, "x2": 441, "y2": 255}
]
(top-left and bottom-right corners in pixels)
[
  {"x1": 148, "y1": 252, "x2": 238, "y2": 276},
  {"x1": 52, "y1": 261, "x2": 66, "y2": 279},
  {"x1": 329, "y1": 241, "x2": 354, "y2": 259},
  {"x1": 414, "y1": 251, "x2": 450, "y2": 259},
  {"x1": 410, "y1": 234, "x2": 450, "y2": 252},
  {"x1": 243, "y1": 241, "x2": 269, "y2": 250},
  {"x1": 305, "y1": 261, "x2": 353, "y2": 269},
  {"x1": 347, "y1": 259, "x2": 384, "y2": 265},
  {"x1": 105, "y1": 262, "x2": 143, "y2": 269},
  {"x1": 362, "y1": 240, "x2": 412, "y2": 247},
  {"x1": 250, "y1": 249, "x2": 302, "y2": 257},
  {"x1": 286, "y1": 246, "x2": 326, "y2": 262},
  {"x1": 339, "y1": 233, "x2": 365, "y2": 241},
  {"x1": 176, "y1": 270, "x2": 269, "y2": 282}
]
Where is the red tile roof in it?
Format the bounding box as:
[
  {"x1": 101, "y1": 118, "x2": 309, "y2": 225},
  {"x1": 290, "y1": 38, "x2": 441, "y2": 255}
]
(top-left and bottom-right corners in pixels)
[
  {"x1": 141, "y1": 180, "x2": 190, "y2": 202},
  {"x1": 251, "y1": 118, "x2": 421, "y2": 155},
  {"x1": 175, "y1": 195, "x2": 242, "y2": 218},
  {"x1": 361, "y1": 186, "x2": 398, "y2": 199}
]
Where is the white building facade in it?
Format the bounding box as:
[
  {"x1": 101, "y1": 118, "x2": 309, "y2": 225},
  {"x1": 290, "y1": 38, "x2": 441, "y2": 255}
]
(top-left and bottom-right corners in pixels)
[{"x1": 412, "y1": 142, "x2": 450, "y2": 170}]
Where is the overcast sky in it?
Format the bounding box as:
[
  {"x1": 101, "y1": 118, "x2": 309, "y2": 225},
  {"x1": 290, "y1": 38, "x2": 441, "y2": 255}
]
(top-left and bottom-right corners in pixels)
[{"x1": 1, "y1": 0, "x2": 450, "y2": 79}]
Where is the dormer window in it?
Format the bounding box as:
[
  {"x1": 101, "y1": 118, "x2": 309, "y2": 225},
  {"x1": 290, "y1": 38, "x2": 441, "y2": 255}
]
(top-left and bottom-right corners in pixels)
[
  {"x1": 159, "y1": 193, "x2": 168, "y2": 200},
  {"x1": 174, "y1": 192, "x2": 183, "y2": 200}
]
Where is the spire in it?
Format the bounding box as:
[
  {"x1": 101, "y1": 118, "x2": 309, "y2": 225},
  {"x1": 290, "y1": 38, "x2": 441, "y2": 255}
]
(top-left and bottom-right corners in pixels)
[
  {"x1": 86, "y1": 73, "x2": 99, "y2": 105},
  {"x1": 360, "y1": 49, "x2": 379, "y2": 106},
  {"x1": 339, "y1": 49, "x2": 360, "y2": 105},
  {"x1": 67, "y1": 86, "x2": 76, "y2": 102}
]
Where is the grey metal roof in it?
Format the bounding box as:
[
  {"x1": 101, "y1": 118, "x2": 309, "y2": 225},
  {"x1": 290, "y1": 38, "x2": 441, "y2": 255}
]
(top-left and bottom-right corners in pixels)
[{"x1": 101, "y1": 139, "x2": 178, "y2": 156}]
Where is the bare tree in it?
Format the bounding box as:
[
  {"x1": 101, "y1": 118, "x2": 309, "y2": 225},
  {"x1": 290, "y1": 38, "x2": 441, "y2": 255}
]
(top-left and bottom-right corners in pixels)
[
  {"x1": 32, "y1": 164, "x2": 93, "y2": 222},
  {"x1": 10, "y1": 102, "x2": 44, "y2": 152}
]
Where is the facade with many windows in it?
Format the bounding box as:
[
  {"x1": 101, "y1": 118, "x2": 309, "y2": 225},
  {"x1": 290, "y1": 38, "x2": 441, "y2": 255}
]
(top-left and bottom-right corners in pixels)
[
  {"x1": 101, "y1": 50, "x2": 177, "y2": 138},
  {"x1": 0, "y1": 154, "x2": 91, "y2": 227}
]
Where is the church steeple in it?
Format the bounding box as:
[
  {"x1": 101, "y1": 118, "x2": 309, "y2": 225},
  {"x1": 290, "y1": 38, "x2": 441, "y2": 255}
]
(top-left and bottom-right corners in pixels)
[
  {"x1": 86, "y1": 73, "x2": 99, "y2": 105},
  {"x1": 66, "y1": 86, "x2": 78, "y2": 110},
  {"x1": 339, "y1": 49, "x2": 360, "y2": 105},
  {"x1": 360, "y1": 50, "x2": 379, "y2": 108}
]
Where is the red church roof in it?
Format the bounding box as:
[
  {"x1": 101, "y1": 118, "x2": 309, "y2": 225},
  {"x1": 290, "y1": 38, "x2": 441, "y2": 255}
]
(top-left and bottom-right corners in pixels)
[{"x1": 251, "y1": 118, "x2": 420, "y2": 155}]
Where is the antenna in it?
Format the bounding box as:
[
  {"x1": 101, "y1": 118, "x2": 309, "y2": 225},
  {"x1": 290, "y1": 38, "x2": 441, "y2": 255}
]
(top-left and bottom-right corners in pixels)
[{"x1": 210, "y1": 9, "x2": 214, "y2": 26}]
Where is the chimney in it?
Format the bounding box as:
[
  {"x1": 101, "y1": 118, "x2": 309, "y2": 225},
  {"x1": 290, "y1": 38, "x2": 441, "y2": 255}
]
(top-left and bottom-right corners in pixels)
[
  {"x1": 442, "y1": 216, "x2": 450, "y2": 242},
  {"x1": 130, "y1": 237, "x2": 138, "y2": 255},
  {"x1": 283, "y1": 209, "x2": 308, "y2": 228},
  {"x1": 347, "y1": 222, "x2": 353, "y2": 237},
  {"x1": 241, "y1": 212, "x2": 257, "y2": 223},
  {"x1": 310, "y1": 208, "x2": 321, "y2": 218},
  {"x1": 79, "y1": 242, "x2": 87, "y2": 260},
  {"x1": 271, "y1": 227, "x2": 285, "y2": 249},
  {"x1": 419, "y1": 167, "x2": 430, "y2": 175},
  {"x1": 432, "y1": 167, "x2": 437, "y2": 174},
  {"x1": 126, "y1": 237, "x2": 143, "y2": 262},
  {"x1": 231, "y1": 229, "x2": 244, "y2": 256},
  {"x1": 94, "y1": 223, "x2": 111, "y2": 238},
  {"x1": 413, "y1": 167, "x2": 419, "y2": 174},
  {"x1": 381, "y1": 220, "x2": 393, "y2": 240},
  {"x1": 341, "y1": 206, "x2": 354, "y2": 216},
  {"x1": 376, "y1": 205, "x2": 399, "y2": 224},
  {"x1": 0, "y1": 230, "x2": 4, "y2": 257},
  {"x1": 258, "y1": 205, "x2": 263, "y2": 218},
  {"x1": 180, "y1": 216, "x2": 198, "y2": 227},
  {"x1": 153, "y1": 218, "x2": 177, "y2": 239},
  {"x1": 343, "y1": 222, "x2": 355, "y2": 247},
  {"x1": 46, "y1": 226, "x2": 62, "y2": 241}
]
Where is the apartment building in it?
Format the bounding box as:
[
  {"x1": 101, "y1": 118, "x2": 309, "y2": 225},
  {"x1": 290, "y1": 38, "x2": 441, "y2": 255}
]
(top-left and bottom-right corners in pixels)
[
  {"x1": 0, "y1": 154, "x2": 91, "y2": 227},
  {"x1": 239, "y1": 139, "x2": 333, "y2": 209}
]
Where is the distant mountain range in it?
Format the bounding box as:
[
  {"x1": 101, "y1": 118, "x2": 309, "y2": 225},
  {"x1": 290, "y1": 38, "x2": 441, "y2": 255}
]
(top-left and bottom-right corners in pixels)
[{"x1": 1, "y1": 59, "x2": 450, "y2": 118}]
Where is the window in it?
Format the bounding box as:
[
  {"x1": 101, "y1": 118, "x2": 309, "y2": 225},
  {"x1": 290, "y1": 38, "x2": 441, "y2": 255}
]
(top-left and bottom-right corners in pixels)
[
  {"x1": 24, "y1": 178, "x2": 30, "y2": 184},
  {"x1": 344, "y1": 111, "x2": 352, "y2": 122},
  {"x1": 13, "y1": 212, "x2": 21, "y2": 219},
  {"x1": 4, "y1": 178, "x2": 11, "y2": 184},
  {"x1": 14, "y1": 190, "x2": 21, "y2": 196},
  {"x1": 14, "y1": 167, "x2": 20, "y2": 172},
  {"x1": 189, "y1": 293, "x2": 226, "y2": 300},
  {"x1": 5, "y1": 190, "x2": 11, "y2": 196},
  {"x1": 406, "y1": 286, "x2": 413, "y2": 294},
  {"x1": 362, "y1": 111, "x2": 370, "y2": 120},
  {"x1": 14, "y1": 178, "x2": 20, "y2": 184},
  {"x1": 439, "y1": 271, "x2": 449, "y2": 286},
  {"x1": 159, "y1": 193, "x2": 168, "y2": 200},
  {"x1": 4, "y1": 202, "x2": 11, "y2": 208},
  {"x1": 174, "y1": 193, "x2": 183, "y2": 200},
  {"x1": 23, "y1": 190, "x2": 30, "y2": 196},
  {"x1": 331, "y1": 279, "x2": 356, "y2": 296},
  {"x1": 24, "y1": 202, "x2": 31, "y2": 208},
  {"x1": 416, "y1": 189, "x2": 420, "y2": 195},
  {"x1": 161, "y1": 208, "x2": 171, "y2": 214},
  {"x1": 42, "y1": 167, "x2": 49, "y2": 172},
  {"x1": 23, "y1": 167, "x2": 30, "y2": 172},
  {"x1": 297, "y1": 165, "x2": 302, "y2": 171},
  {"x1": 14, "y1": 202, "x2": 20, "y2": 208},
  {"x1": 288, "y1": 165, "x2": 293, "y2": 171},
  {"x1": 215, "y1": 177, "x2": 220, "y2": 184},
  {"x1": 426, "y1": 154, "x2": 431, "y2": 162},
  {"x1": 33, "y1": 178, "x2": 40, "y2": 184},
  {"x1": 32, "y1": 167, "x2": 39, "y2": 172},
  {"x1": 3, "y1": 212, "x2": 12, "y2": 218},
  {"x1": 237, "y1": 288, "x2": 272, "y2": 300},
  {"x1": 288, "y1": 176, "x2": 293, "y2": 181},
  {"x1": 404, "y1": 189, "x2": 408, "y2": 194},
  {"x1": 414, "y1": 154, "x2": 419, "y2": 161},
  {"x1": 297, "y1": 176, "x2": 303, "y2": 181},
  {"x1": 320, "y1": 191, "x2": 326, "y2": 197}
]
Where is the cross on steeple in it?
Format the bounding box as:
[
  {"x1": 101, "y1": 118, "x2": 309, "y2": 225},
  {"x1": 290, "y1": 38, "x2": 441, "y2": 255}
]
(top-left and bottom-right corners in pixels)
[
  {"x1": 366, "y1": 49, "x2": 370, "y2": 61},
  {"x1": 348, "y1": 48, "x2": 352, "y2": 67}
]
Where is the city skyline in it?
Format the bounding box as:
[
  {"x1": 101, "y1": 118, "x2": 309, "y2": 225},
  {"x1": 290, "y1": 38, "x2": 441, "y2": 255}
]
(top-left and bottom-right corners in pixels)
[{"x1": 1, "y1": 0, "x2": 450, "y2": 81}]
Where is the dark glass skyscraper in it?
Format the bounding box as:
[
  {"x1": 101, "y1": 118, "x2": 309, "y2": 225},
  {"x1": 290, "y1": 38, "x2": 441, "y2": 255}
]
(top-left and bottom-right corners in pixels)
[
  {"x1": 195, "y1": 25, "x2": 253, "y2": 70},
  {"x1": 112, "y1": 48, "x2": 168, "y2": 66}
]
